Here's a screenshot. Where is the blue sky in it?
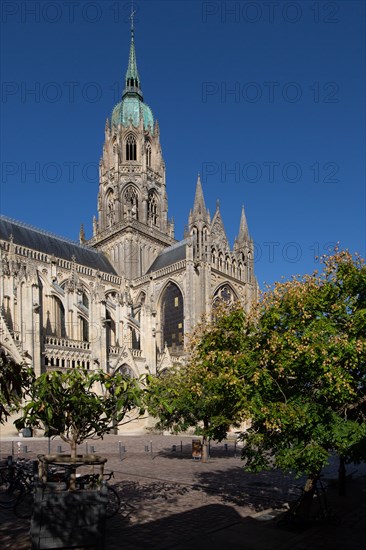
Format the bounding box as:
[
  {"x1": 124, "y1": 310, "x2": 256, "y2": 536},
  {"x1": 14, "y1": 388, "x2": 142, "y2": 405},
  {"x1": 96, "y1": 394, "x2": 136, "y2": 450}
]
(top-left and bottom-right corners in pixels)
[{"x1": 1, "y1": 0, "x2": 365, "y2": 288}]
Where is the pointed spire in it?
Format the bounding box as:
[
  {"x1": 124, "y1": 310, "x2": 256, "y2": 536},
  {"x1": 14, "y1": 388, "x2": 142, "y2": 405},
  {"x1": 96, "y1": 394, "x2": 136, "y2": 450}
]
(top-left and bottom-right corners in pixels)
[
  {"x1": 123, "y1": 3, "x2": 143, "y2": 100},
  {"x1": 79, "y1": 224, "x2": 86, "y2": 244},
  {"x1": 192, "y1": 174, "x2": 207, "y2": 217},
  {"x1": 237, "y1": 205, "x2": 250, "y2": 243},
  {"x1": 211, "y1": 203, "x2": 229, "y2": 250}
]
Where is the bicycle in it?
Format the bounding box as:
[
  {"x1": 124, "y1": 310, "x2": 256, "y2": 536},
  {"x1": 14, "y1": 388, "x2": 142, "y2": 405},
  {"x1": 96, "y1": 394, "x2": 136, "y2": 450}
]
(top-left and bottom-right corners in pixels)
[
  {"x1": 75, "y1": 471, "x2": 121, "y2": 519},
  {"x1": 277, "y1": 477, "x2": 337, "y2": 530},
  {"x1": 0, "y1": 457, "x2": 34, "y2": 509}
]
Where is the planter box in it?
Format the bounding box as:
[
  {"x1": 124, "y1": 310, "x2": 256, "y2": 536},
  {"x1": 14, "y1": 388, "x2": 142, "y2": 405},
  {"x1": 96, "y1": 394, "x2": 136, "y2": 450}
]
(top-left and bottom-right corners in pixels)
[
  {"x1": 31, "y1": 484, "x2": 108, "y2": 550},
  {"x1": 31, "y1": 455, "x2": 109, "y2": 550}
]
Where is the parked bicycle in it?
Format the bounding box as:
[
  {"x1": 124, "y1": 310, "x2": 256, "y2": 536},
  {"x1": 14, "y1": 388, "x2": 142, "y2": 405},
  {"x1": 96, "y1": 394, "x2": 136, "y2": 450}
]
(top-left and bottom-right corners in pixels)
[
  {"x1": 78, "y1": 471, "x2": 121, "y2": 518},
  {"x1": 0, "y1": 457, "x2": 35, "y2": 509},
  {"x1": 277, "y1": 477, "x2": 338, "y2": 529}
]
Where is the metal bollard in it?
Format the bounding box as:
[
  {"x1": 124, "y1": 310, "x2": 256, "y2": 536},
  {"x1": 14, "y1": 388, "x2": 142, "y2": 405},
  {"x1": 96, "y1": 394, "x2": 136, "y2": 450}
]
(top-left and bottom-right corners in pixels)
[
  {"x1": 57, "y1": 445, "x2": 62, "y2": 454},
  {"x1": 23, "y1": 445, "x2": 28, "y2": 454},
  {"x1": 89, "y1": 445, "x2": 95, "y2": 454},
  {"x1": 144, "y1": 445, "x2": 149, "y2": 452},
  {"x1": 119, "y1": 441, "x2": 126, "y2": 461}
]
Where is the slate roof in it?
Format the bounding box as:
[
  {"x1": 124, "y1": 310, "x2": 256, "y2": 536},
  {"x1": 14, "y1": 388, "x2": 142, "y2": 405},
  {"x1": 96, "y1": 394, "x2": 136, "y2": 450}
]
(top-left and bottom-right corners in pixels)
[
  {"x1": 146, "y1": 240, "x2": 187, "y2": 274},
  {"x1": 0, "y1": 216, "x2": 117, "y2": 275}
]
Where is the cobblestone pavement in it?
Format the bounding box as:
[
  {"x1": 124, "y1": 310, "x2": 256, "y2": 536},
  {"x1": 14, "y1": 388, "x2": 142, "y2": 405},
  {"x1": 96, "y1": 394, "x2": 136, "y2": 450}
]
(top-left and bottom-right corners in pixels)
[{"x1": 1, "y1": 434, "x2": 365, "y2": 549}]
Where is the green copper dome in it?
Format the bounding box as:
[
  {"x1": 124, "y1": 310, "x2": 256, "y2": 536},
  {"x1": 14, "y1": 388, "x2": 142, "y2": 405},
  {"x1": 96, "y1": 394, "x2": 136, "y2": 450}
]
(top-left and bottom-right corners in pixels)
[
  {"x1": 111, "y1": 96, "x2": 154, "y2": 131},
  {"x1": 111, "y1": 25, "x2": 154, "y2": 133}
]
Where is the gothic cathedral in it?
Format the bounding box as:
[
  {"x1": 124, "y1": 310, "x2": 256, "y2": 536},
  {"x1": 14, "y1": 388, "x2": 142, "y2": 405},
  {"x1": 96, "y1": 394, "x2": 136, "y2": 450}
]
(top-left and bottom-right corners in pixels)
[{"x1": 0, "y1": 25, "x2": 257, "y2": 433}]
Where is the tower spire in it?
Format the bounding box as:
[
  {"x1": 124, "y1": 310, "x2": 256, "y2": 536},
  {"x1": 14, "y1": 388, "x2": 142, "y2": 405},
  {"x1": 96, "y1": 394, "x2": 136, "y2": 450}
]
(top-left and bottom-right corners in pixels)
[
  {"x1": 123, "y1": 1, "x2": 142, "y2": 100},
  {"x1": 192, "y1": 174, "x2": 207, "y2": 217},
  {"x1": 237, "y1": 205, "x2": 250, "y2": 243}
]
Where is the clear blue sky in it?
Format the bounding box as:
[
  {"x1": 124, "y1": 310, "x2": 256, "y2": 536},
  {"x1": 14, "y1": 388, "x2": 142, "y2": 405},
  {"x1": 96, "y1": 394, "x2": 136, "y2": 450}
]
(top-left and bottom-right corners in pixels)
[{"x1": 1, "y1": 0, "x2": 365, "y2": 288}]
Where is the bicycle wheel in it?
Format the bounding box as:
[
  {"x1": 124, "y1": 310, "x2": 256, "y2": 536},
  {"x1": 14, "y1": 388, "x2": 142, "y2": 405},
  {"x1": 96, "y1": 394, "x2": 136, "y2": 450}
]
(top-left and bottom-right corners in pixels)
[
  {"x1": 0, "y1": 480, "x2": 24, "y2": 508},
  {"x1": 105, "y1": 486, "x2": 120, "y2": 519},
  {"x1": 13, "y1": 490, "x2": 34, "y2": 519}
]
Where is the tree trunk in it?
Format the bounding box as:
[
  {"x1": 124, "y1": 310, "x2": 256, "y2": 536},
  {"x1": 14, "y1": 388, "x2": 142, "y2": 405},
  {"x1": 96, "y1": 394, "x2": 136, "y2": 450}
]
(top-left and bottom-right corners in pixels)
[
  {"x1": 70, "y1": 439, "x2": 77, "y2": 459},
  {"x1": 294, "y1": 475, "x2": 318, "y2": 521},
  {"x1": 202, "y1": 435, "x2": 208, "y2": 463},
  {"x1": 69, "y1": 439, "x2": 77, "y2": 490},
  {"x1": 338, "y1": 455, "x2": 346, "y2": 496}
]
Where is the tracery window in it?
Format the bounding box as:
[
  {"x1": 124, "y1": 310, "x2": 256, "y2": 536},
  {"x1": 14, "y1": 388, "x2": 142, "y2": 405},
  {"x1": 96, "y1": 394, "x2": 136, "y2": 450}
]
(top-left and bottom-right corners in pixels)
[
  {"x1": 126, "y1": 134, "x2": 136, "y2": 161},
  {"x1": 212, "y1": 284, "x2": 237, "y2": 308},
  {"x1": 161, "y1": 282, "x2": 184, "y2": 352},
  {"x1": 124, "y1": 186, "x2": 139, "y2": 220}
]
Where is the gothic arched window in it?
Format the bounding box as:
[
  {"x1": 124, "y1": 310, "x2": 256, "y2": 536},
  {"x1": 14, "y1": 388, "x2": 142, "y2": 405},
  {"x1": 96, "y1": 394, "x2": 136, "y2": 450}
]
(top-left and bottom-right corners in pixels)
[
  {"x1": 105, "y1": 309, "x2": 116, "y2": 348},
  {"x1": 51, "y1": 296, "x2": 66, "y2": 338},
  {"x1": 146, "y1": 141, "x2": 152, "y2": 167},
  {"x1": 106, "y1": 191, "x2": 115, "y2": 227},
  {"x1": 212, "y1": 284, "x2": 237, "y2": 309},
  {"x1": 211, "y1": 248, "x2": 216, "y2": 265},
  {"x1": 147, "y1": 191, "x2": 158, "y2": 225},
  {"x1": 161, "y1": 282, "x2": 184, "y2": 352},
  {"x1": 126, "y1": 134, "x2": 136, "y2": 161},
  {"x1": 117, "y1": 364, "x2": 136, "y2": 378},
  {"x1": 124, "y1": 186, "x2": 139, "y2": 220},
  {"x1": 191, "y1": 226, "x2": 199, "y2": 256}
]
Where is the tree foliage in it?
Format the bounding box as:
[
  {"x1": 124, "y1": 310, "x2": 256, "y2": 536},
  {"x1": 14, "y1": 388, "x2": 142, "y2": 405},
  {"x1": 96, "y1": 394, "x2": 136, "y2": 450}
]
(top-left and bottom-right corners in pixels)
[
  {"x1": 0, "y1": 351, "x2": 32, "y2": 424},
  {"x1": 241, "y1": 251, "x2": 366, "y2": 484},
  {"x1": 15, "y1": 368, "x2": 145, "y2": 457},
  {"x1": 146, "y1": 305, "x2": 253, "y2": 461}
]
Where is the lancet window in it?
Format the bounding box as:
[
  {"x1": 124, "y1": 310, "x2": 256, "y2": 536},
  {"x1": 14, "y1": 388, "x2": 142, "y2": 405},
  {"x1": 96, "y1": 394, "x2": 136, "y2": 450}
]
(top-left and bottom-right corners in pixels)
[
  {"x1": 146, "y1": 141, "x2": 152, "y2": 167},
  {"x1": 124, "y1": 186, "x2": 139, "y2": 220},
  {"x1": 126, "y1": 134, "x2": 137, "y2": 161},
  {"x1": 147, "y1": 191, "x2": 158, "y2": 225}
]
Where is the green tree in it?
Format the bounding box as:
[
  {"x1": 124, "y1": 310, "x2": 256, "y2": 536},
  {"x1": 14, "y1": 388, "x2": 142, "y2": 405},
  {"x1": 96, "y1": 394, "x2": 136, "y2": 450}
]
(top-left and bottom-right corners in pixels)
[
  {"x1": 146, "y1": 306, "x2": 253, "y2": 462},
  {"x1": 241, "y1": 251, "x2": 366, "y2": 514},
  {"x1": 0, "y1": 351, "x2": 32, "y2": 423},
  {"x1": 15, "y1": 368, "x2": 145, "y2": 459}
]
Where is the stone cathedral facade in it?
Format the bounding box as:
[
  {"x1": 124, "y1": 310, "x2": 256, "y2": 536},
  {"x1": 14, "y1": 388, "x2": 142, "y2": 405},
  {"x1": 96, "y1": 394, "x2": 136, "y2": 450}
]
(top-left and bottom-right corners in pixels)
[{"x1": 0, "y1": 27, "x2": 257, "y2": 433}]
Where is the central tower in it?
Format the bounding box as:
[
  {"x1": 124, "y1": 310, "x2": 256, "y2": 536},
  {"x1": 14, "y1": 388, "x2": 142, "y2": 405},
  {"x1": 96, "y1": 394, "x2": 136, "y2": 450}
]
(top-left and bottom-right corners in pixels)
[{"x1": 89, "y1": 21, "x2": 175, "y2": 279}]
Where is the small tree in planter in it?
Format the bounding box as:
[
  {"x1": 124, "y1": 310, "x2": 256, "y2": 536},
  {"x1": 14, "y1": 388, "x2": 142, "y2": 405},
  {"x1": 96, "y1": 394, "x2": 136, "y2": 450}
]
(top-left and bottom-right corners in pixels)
[
  {"x1": 15, "y1": 367, "x2": 145, "y2": 462},
  {"x1": 15, "y1": 367, "x2": 145, "y2": 549}
]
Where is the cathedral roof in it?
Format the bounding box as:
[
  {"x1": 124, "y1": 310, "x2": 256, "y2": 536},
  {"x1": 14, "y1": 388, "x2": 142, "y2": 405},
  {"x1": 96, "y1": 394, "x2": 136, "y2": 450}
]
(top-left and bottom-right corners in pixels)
[
  {"x1": 146, "y1": 240, "x2": 187, "y2": 274},
  {"x1": 0, "y1": 216, "x2": 117, "y2": 275}
]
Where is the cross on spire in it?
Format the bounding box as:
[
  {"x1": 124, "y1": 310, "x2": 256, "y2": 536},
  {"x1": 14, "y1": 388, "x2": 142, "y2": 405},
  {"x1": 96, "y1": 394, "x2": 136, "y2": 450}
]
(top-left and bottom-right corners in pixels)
[{"x1": 129, "y1": 1, "x2": 136, "y2": 31}]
